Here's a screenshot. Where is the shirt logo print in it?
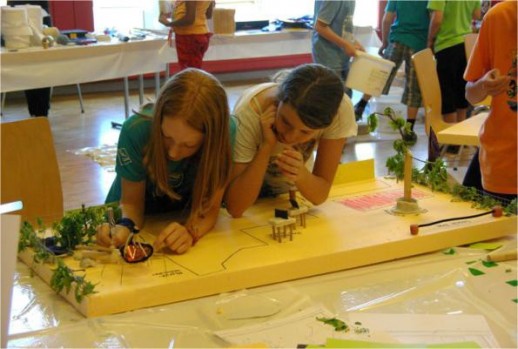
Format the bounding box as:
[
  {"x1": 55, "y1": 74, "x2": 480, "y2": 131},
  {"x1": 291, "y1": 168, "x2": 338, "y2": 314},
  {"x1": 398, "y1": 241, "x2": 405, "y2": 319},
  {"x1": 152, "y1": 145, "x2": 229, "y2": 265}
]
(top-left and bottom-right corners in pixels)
[
  {"x1": 169, "y1": 172, "x2": 184, "y2": 188},
  {"x1": 118, "y1": 148, "x2": 132, "y2": 165}
]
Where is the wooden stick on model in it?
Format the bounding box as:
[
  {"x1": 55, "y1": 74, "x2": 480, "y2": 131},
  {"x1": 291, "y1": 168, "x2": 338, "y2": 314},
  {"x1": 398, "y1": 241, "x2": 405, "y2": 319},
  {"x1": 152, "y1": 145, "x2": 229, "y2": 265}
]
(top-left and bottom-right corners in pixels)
[
  {"x1": 389, "y1": 150, "x2": 426, "y2": 216},
  {"x1": 403, "y1": 150, "x2": 412, "y2": 201}
]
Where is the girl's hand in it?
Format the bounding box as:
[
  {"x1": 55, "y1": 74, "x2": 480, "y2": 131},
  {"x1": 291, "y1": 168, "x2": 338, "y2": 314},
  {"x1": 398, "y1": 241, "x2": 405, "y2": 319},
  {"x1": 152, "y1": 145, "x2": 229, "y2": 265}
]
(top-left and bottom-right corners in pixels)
[
  {"x1": 96, "y1": 223, "x2": 131, "y2": 248},
  {"x1": 153, "y1": 222, "x2": 193, "y2": 254},
  {"x1": 260, "y1": 104, "x2": 278, "y2": 149},
  {"x1": 275, "y1": 148, "x2": 305, "y2": 182},
  {"x1": 159, "y1": 12, "x2": 172, "y2": 26}
]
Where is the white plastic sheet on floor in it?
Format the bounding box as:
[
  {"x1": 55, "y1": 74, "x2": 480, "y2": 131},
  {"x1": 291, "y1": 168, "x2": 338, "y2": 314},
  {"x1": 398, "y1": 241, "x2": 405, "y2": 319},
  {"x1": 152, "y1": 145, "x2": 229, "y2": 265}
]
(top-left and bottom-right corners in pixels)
[{"x1": 6, "y1": 236, "x2": 517, "y2": 348}]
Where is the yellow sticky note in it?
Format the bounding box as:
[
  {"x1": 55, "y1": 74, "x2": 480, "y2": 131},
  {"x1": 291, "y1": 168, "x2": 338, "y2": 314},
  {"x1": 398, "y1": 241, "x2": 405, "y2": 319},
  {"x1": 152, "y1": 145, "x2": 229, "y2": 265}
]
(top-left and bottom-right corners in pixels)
[{"x1": 469, "y1": 242, "x2": 503, "y2": 251}]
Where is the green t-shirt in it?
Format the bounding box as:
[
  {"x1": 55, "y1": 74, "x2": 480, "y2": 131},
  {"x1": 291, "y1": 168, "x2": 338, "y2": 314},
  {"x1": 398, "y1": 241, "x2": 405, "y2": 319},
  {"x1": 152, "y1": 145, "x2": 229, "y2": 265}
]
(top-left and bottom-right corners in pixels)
[
  {"x1": 428, "y1": 0, "x2": 481, "y2": 53},
  {"x1": 106, "y1": 112, "x2": 237, "y2": 214}
]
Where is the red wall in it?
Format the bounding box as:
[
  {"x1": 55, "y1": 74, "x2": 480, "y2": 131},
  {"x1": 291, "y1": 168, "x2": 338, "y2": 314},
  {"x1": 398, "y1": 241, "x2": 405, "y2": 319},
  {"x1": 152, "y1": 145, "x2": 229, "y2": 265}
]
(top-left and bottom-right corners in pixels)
[{"x1": 49, "y1": 0, "x2": 94, "y2": 31}]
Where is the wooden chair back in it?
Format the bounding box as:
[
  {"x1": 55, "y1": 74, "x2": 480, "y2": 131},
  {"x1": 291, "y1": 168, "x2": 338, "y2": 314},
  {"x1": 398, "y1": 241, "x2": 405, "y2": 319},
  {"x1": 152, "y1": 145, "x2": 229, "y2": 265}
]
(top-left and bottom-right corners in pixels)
[
  {"x1": 1, "y1": 117, "x2": 63, "y2": 225},
  {"x1": 412, "y1": 48, "x2": 453, "y2": 137}
]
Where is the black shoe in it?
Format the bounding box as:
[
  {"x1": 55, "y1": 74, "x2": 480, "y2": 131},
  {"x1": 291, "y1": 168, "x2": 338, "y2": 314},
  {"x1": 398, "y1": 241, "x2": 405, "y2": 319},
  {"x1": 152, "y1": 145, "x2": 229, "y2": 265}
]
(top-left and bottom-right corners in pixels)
[
  {"x1": 354, "y1": 102, "x2": 366, "y2": 121},
  {"x1": 446, "y1": 145, "x2": 460, "y2": 154},
  {"x1": 402, "y1": 129, "x2": 417, "y2": 145}
]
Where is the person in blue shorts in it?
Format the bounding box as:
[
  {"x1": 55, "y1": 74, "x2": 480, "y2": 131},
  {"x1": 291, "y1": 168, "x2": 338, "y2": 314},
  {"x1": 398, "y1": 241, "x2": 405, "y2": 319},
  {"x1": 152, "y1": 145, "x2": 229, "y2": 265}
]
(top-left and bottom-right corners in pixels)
[
  {"x1": 353, "y1": 0, "x2": 429, "y2": 145},
  {"x1": 312, "y1": 0, "x2": 364, "y2": 97}
]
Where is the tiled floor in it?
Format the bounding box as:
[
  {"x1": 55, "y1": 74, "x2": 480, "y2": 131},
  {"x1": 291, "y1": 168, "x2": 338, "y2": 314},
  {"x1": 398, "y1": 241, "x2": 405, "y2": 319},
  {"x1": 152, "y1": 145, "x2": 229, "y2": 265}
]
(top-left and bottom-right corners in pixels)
[{"x1": 1, "y1": 74, "x2": 472, "y2": 211}]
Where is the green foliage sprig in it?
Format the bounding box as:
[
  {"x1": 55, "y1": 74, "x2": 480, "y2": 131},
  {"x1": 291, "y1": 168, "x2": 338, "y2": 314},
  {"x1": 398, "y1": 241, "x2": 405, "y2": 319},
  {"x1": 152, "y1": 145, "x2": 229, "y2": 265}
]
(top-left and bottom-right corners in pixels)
[
  {"x1": 367, "y1": 107, "x2": 517, "y2": 215},
  {"x1": 316, "y1": 317, "x2": 349, "y2": 332},
  {"x1": 18, "y1": 219, "x2": 54, "y2": 264},
  {"x1": 18, "y1": 203, "x2": 121, "y2": 303},
  {"x1": 50, "y1": 259, "x2": 97, "y2": 303},
  {"x1": 52, "y1": 204, "x2": 109, "y2": 250}
]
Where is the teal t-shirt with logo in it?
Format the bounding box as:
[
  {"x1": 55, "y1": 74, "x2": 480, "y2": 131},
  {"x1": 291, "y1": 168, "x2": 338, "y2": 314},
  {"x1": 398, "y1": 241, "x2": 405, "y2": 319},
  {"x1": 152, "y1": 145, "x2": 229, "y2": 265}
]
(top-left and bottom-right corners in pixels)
[
  {"x1": 106, "y1": 111, "x2": 237, "y2": 214},
  {"x1": 386, "y1": 0, "x2": 430, "y2": 52}
]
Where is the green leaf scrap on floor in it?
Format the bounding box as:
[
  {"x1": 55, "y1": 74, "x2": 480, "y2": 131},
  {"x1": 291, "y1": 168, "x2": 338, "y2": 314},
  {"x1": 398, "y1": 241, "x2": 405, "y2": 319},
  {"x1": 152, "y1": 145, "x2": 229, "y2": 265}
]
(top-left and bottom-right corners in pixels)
[
  {"x1": 468, "y1": 267, "x2": 485, "y2": 276},
  {"x1": 316, "y1": 317, "x2": 349, "y2": 332},
  {"x1": 442, "y1": 248, "x2": 456, "y2": 255},
  {"x1": 481, "y1": 260, "x2": 497, "y2": 268}
]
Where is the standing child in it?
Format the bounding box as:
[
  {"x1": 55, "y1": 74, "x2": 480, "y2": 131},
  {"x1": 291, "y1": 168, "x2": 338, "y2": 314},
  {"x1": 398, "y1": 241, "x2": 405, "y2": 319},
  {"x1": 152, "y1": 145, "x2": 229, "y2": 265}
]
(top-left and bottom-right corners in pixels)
[
  {"x1": 427, "y1": 0, "x2": 481, "y2": 159},
  {"x1": 97, "y1": 68, "x2": 236, "y2": 254},
  {"x1": 225, "y1": 64, "x2": 357, "y2": 218},
  {"x1": 311, "y1": 0, "x2": 364, "y2": 97},
  {"x1": 159, "y1": 0, "x2": 215, "y2": 70},
  {"x1": 463, "y1": 0, "x2": 517, "y2": 202},
  {"x1": 427, "y1": 0, "x2": 481, "y2": 124},
  {"x1": 353, "y1": 0, "x2": 429, "y2": 140}
]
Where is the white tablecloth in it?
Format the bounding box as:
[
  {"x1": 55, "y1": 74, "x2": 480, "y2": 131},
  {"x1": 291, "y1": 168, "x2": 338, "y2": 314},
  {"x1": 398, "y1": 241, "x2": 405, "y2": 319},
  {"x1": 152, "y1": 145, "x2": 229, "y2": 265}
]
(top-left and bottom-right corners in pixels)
[{"x1": 1, "y1": 38, "x2": 167, "y2": 93}]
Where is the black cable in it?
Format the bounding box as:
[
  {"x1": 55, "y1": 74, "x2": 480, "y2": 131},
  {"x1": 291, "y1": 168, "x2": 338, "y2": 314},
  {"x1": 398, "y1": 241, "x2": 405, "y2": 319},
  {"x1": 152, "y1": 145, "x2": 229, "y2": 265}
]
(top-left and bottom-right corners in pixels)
[{"x1": 418, "y1": 209, "x2": 493, "y2": 228}]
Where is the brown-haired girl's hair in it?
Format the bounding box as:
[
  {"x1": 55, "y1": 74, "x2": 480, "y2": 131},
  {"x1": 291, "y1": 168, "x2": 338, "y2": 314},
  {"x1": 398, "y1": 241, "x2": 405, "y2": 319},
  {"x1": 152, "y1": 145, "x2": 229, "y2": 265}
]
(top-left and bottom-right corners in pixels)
[
  {"x1": 275, "y1": 63, "x2": 344, "y2": 129},
  {"x1": 144, "y1": 68, "x2": 232, "y2": 219}
]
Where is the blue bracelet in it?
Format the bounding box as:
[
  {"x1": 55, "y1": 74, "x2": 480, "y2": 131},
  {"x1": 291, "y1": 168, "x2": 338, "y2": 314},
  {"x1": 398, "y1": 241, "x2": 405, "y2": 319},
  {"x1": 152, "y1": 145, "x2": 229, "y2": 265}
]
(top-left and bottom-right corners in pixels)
[{"x1": 116, "y1": 217, "x2": 140, "y2": 234}]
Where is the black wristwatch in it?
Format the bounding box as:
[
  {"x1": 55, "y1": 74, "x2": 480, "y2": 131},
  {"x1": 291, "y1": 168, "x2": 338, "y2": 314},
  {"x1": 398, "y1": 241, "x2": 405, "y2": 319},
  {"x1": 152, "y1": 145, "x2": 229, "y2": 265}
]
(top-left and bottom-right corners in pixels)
[{"x1": 116, "y1": 217, "x2": 140, "y2": 234}]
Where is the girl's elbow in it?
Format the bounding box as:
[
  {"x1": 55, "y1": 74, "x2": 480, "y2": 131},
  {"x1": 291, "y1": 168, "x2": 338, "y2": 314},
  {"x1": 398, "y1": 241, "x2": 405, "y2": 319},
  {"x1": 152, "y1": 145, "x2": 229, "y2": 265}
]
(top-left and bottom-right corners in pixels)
[
  {"x1": 307, "y1": 188, "x2": 332, "y2": 206},
  {"x1": 226, "y1": 205, "x2": 245, "y2": 218},
  {"x1": 309, "y1": 196, "x2": 327, "y2": 206}
]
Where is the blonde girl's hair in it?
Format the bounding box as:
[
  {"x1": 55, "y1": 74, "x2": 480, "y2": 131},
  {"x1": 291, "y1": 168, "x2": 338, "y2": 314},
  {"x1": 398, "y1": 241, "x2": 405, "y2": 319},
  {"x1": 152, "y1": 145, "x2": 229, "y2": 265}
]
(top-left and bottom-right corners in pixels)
[{"x1": 144, "y1": 68, "x2": 232, "y2": 219}]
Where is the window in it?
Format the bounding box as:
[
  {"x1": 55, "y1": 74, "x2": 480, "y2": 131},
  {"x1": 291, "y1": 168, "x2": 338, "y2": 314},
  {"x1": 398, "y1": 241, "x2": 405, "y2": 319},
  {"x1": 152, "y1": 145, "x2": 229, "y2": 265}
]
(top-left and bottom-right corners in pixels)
[
  {"x1": 93, "y1": 0, "x2": 159, "y2": 33},
  {"x1": 92, "y1": 0, "x2": 378, "y2": 34}
]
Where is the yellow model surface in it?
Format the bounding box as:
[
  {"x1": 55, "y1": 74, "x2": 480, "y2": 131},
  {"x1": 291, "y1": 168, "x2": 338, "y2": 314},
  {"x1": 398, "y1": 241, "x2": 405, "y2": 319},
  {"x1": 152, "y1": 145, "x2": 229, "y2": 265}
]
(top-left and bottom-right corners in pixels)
[{"x1": 18, "y1": 160, "x2": 516, "y2": 317}]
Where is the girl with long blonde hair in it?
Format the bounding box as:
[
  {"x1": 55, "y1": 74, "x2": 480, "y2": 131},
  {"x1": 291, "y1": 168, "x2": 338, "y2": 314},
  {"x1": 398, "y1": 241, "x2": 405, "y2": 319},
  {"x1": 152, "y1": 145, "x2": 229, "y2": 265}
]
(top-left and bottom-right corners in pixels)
[{"x1": 98, "y1": 68, "x2": 235, "y2": 254}]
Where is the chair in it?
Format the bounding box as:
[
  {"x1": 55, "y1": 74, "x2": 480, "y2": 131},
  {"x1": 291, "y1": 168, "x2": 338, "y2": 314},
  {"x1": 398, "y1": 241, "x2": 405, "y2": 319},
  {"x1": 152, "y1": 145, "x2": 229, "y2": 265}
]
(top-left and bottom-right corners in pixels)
[
  {"x1": 1, "y1": 117, "x2": 64, "y2": 225},
  {"x1": 412, "y1": 48, "x2": 482, "y2": 165},
  {"x1": 412, "y1": 48, "x2": 453, "y2": 140}
]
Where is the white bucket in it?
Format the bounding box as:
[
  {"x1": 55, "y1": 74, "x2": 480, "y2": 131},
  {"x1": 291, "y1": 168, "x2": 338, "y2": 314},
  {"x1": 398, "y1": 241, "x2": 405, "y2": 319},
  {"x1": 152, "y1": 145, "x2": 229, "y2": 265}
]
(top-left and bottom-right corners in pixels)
[{"x1": 345, "y1": 51, "x2": 395, "y2": 97}]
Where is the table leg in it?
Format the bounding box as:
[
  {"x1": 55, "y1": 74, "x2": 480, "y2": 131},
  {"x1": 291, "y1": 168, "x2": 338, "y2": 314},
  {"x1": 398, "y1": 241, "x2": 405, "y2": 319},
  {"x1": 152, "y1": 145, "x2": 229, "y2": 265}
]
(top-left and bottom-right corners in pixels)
[
  {"x1": 155, "y1": 72, "x2": 161, "y2": 98},
  {"x1": 138, "y1": 75, "x2": 144, "y2": 105},
  {"x1": 123, "y1": 76, "x2": 130, "y2": 119}
]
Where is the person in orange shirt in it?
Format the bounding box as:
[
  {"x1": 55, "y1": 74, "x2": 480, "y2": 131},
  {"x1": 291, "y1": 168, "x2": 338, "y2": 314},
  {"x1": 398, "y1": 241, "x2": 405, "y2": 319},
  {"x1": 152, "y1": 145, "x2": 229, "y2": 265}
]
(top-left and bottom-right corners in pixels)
[
  {"x1": 463, "y1": 0, "x2": 517, "y2": 202},
  {"x1": 159, "y1": 1, "x2": 215, "y2": 70}
]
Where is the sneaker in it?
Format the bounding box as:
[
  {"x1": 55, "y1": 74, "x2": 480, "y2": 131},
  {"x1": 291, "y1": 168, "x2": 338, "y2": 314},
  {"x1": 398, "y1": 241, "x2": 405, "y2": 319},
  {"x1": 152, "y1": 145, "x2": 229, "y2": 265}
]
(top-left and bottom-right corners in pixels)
[
  {"x1": 402, "y1": 129, "x2": 417, "y2": 145},
  {"x1": 354, "y1": 102, "x2": 366, "y2": 121}
]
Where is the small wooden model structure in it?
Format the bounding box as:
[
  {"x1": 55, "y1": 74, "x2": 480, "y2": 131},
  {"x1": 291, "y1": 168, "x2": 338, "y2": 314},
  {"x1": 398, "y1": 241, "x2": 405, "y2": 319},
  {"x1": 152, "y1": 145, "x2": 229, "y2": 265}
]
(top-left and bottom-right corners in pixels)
[
  {"x1": 289, "y1": 206, "x2": 309, "y2": 228},
  {"x1": 269, "y1": 208, "x2": 296, "y2": 242}
]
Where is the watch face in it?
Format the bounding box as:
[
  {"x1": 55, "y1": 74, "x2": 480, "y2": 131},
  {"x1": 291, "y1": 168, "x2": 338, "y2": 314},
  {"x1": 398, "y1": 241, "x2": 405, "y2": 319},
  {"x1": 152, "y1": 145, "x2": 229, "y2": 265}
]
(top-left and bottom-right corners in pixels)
[{"x1": 120, "y1": 241, "x2": 154, "y2": 263}]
